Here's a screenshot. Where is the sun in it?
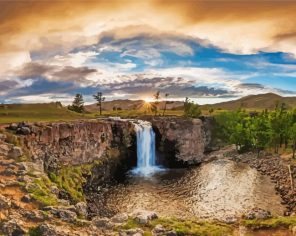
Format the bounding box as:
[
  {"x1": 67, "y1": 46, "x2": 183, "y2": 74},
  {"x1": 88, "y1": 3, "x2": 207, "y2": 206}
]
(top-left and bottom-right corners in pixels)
[{"x1": 143, "y1": 97, "x2": 153, "y2": 103}]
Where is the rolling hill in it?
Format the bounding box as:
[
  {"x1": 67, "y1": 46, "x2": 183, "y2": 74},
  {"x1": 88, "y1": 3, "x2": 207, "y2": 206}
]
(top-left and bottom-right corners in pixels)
[
  {"x1": 1, "y1": 93, "x2": 296, "y2": 124},
  {"x1": 86, "y1": 93, "x2": 296, "y2": 112},
  {"x1": 204, "y1": 93, "x2": 296, "y2": 110}
]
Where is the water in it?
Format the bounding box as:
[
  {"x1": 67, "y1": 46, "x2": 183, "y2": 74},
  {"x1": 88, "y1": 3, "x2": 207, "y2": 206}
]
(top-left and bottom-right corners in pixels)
[
  {"x1": 131, "y1": 120, "x2": 163, "y2": 176},
  {"x1": 88, "y1": 159, "x2": 285, "y2": 220}
]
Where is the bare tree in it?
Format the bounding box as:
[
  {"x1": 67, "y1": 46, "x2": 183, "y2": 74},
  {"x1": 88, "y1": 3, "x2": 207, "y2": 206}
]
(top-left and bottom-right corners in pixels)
[{"x1": 93, "y1": 92, "x2": 105, "y2": 115}]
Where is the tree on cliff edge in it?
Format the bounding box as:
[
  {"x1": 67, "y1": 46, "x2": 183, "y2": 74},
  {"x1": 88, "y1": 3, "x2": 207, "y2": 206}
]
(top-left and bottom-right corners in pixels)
[
  {"x1": 152, "y1": 91, "x2": 160, "y2": 116},
  {"x1": 184, "y1": 97, "x2": 201, "y2": 118},
  {"x1": 162, "y1": 93, "x2": 169, "y2": 116},
  {"x1": 93, "y1": 92, "x2": 105, "y2": 115},
  {"x1": 68, "y1": 93, "x2": 84, "y2": 113}
]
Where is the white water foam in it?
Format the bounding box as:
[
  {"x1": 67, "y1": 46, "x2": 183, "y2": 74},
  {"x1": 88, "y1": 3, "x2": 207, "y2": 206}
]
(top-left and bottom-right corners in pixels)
[{"x1": 131, "y1": 120, "x2": 163, "y2": 176}]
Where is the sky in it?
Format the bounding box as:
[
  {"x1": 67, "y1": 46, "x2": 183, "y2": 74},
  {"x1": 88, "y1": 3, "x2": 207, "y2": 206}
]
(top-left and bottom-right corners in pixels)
[{"x1": 1, "y1": 0, "x2": 296, "y2": 105}]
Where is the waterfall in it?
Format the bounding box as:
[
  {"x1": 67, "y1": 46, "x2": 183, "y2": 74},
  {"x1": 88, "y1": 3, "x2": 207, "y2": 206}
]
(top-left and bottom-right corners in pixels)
[{"x1": 132, "y1": 120, "x2": 160, "y2": 176}]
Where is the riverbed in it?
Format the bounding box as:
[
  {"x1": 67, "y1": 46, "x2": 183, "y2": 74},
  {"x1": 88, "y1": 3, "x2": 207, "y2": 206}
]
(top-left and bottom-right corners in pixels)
[{"x1": 88, "y1": 158, "x2": 285, "y2": 220}]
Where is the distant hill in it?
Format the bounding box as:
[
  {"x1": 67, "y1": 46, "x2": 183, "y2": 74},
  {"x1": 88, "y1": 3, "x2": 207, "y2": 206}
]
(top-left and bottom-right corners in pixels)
[
  {"x1": 85, "y1": 99, "x2": 184, "y2": 112},
  {"x1": 86, "y1": 94, "x2": 296, "y2": 112},
  {"x1": 204, "y1": 93, "x2": 296, "y2": 110}
]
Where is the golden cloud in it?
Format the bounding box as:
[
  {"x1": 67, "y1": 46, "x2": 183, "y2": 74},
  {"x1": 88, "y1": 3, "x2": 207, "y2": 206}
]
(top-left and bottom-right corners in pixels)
[{"x1": 0, "y1": 0, "x2": 296, "y2": 70}]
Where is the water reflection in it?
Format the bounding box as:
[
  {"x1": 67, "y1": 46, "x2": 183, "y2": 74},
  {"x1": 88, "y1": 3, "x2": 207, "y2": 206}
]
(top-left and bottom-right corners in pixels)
[{"x1": 89, "y1": 159, "x2": 285, "y2": 220}]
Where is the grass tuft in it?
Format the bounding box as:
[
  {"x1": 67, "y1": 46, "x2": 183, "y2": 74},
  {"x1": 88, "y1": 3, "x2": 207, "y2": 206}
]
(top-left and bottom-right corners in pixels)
[
  {"x1": 27, "y1": 176, "x2": 58, "y2": 207},
  {"x1": 242, "y1": 216, "x2": 296, "y2": 229},
  {"x1": 122, "y1": 217, "x2": 233, "y2": 236},
  {"x1": 49, "y1": 163, "x2": 95, "y2": 203}
]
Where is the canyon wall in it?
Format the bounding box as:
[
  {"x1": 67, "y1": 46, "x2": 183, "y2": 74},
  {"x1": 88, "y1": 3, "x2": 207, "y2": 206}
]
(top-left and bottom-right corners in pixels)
[
  {"x1": 9, "y1": 117, "x2": 212, "y2": 170},
  {"x1": 142, "y1": 116, "x2": 211, "y2": 164},
  {"x1": 13, "y1": 119, "x2": 135, "y2": 172}
]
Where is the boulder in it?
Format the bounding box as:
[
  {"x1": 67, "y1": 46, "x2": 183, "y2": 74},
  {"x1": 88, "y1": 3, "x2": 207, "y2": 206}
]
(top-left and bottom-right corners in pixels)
[
  {"x1": 0, "y1": 133, "x2": 6, "y2": 141},
  {"x1": 47, "y1": 207, "x2": 77, "y2": 223},
  {"x1": 166, "y1": 231, "x2": 177, "y2": 236},
  {"x1": 152, "y1": 224, "x2": 166, "y2": 235},
  {"x1": 23, "y1": 210, "x2": 48, "y2": 221},
  {"x1": 1, "y1": 219, "x2": 26, "y2": 236},
  {"x1": 57, "y1": 209, "x2": 77, "y2": 222},
  {"x1": 223, "y1": 215, "x2": 238, "y2": 224},
  {"x1": 18, "y1": 161, "x2": 44, "y2": 174},
  {"x1": 8, "y1": 123, "x2": 18, "y2": 130},
  {"x1": 92, "y1": 216, "x2": 114, "y2": 229},
  {"x1": 244, "y1": 208, "x2": 271, "y2": 220},
  {"x1": 16, "y1": 127, "x2": 31, "y2": 135},
  {"x1": 133, "y1": 210, "x2": 158, "y2": 224},
  {"x1": 21, "y1": 194, "x2": 31, "y2": 203},
  {"x1": 111, "y1": 213, "x2": 128, "y2": 223},
  {"x1": 8, "y1": 146, "x2": 23, "y2": 159},
  {"x1": 0, "y1": 194, "x2": 11, "y2": 209},
  {"x1": 119, "y1": 228, "x2": 144, "y2": 236},
  {"x1": 37, "y1": 223, "x2": 64, "y2": 236},
  {"x1": 1, "y1": 168, "x2": 16, "y2": 176},
  {"x1": 50, "y1": 185, "x2": 60, "y2": 195},
  {"x1": 75, "y1": 202, "x2": 88, "y2": 218},
  {"x1": 57, "y1": 199, "x2": 70, "y2": 206},
  {"x1": 0, "y1": 143, "x2": 12, "y2": 156}
]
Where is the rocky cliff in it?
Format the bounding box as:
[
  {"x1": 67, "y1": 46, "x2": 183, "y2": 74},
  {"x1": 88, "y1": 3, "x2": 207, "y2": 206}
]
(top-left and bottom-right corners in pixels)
[
  {"x1": 11, "y1": 117, "x2": 210, "y2": 168},
  {"x1": 143, "y1": 116, "x2": 209, "y2": 164},
  {"x1": 13, "y1": 119, "x2": 135, "y2": 172}
]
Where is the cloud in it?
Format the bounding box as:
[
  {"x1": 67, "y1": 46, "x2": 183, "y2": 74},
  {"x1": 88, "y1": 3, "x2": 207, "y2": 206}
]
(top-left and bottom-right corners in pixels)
[
  {"x1": 101, "y1": 76, "x2": 230, "y2": 98},
  {"x1": 1, "y1": 0, "x2": 296, "y2": 60},
  {"x1": 51, "y1": 66, "x2": 97, "y2": 84},
  {"x1": 235, "y1": 82, "x2": 296, "y2": 96},
  {"x1": 237, "y1": 83, "x2": 265, "y2": 90},
  {"x1": 0, "y1": 1, "x2": 296, "y2": 103},
  {"x1": 0, "y1": 80, "x2": 19, "y2": 95},
  {"x1": 5, "y1": 93, "x2": 74, "y2": 104},
  {"x1": 17, "y1": 62, "x2": 97, "y2": 85}
]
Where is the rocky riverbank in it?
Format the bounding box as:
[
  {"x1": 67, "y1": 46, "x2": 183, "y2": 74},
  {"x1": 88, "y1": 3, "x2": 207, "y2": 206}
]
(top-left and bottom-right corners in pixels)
[
  {"x1": 231, "y1": 151, "x2": 296, "y2": 215},
  {"x1": 206, "y1": 145, "x2": 296, "y2": 216}
]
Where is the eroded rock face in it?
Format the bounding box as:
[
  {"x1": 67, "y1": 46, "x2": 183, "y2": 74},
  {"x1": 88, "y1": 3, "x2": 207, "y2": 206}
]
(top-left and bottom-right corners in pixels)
[
  {"x1": 1, "y1": 219, "x2": 26, "y2": 236},
  {"x1": 10, "y1": 117, "x2": 211, "y2": 169},
  {"x1": 15, "y1": 119, "x2": 135, "y2": 170},
  {"x1": 144, "y1": 117, "x2": 209, "y2": 164}
]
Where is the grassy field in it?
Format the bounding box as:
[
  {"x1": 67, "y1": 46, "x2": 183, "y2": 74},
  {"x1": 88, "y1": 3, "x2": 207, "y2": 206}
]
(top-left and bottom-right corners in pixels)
[
  {"x1": 0, "y1": 102, "x2": 234, "y2": 124},
  {"x1": 0, "y1": 103, "x2": 88, "y2": 124},
  {"x1": 0, "y1": 103, "x2": 204, "y2": 124}
]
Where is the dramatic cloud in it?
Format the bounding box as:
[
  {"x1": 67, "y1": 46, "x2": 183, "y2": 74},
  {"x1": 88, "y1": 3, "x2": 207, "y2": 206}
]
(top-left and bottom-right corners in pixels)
[
  {"x1": 101, "y1": 76, "x2": 230, "y2": 98},
  {"x1": 17, "y1": 62, "x2": 97, "y2": 84},
  {"x1": 0, "y1": 1, "x2": 296, "y2": 103}
]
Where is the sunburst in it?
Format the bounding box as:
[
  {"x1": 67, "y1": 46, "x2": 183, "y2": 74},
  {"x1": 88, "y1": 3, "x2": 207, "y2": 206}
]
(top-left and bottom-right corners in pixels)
[{"x1": 138, "y1": 99, "x2": 154, "y2": 113}]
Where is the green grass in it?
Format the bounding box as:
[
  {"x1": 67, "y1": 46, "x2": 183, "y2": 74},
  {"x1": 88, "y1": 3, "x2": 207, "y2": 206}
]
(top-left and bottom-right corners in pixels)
[
  {"x1": 122, "y1": 218, "x2": 233, "y2": 236},
  {"x1": 26, "y1": 176, "x2": 59, "y2": 207},
  {"x1": 49, "y1": 163, "x2": 95, "y2": 203},
  {"x1": 0, "y1": 102, "x2": 226, "y2": 124},
  {"x1": 0, "y1": 103, "x2": 88, "y2": 124},
  {"x1": 28, "y1": 226, "x2": 42, "y2": 236},
  {"x1": 242, "y1": 216, "x2": 296, "y2": 230}
]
